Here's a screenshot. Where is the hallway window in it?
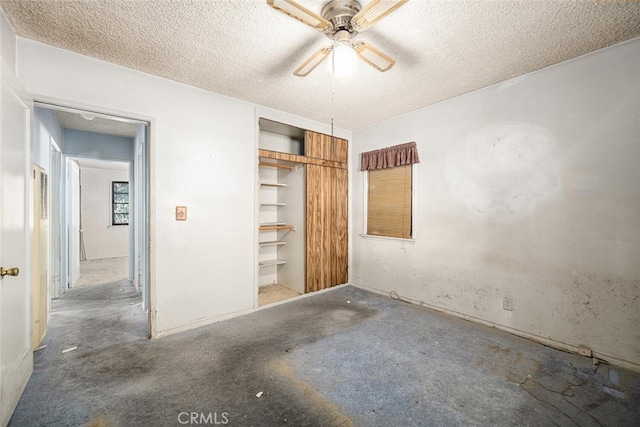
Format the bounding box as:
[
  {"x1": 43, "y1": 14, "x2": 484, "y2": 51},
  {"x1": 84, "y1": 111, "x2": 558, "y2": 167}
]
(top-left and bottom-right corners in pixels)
[{"x1": 112, "y1": 181, "x2": 129, "y2": 225}]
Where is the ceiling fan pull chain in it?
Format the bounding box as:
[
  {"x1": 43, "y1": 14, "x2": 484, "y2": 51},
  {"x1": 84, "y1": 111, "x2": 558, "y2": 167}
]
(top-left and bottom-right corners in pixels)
[{"x1": 331, "y1": 49, "x2": 336, "y2": 142}]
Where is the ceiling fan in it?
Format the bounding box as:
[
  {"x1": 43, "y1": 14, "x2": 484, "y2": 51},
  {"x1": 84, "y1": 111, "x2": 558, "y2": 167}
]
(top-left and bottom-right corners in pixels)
[{"x1": 267, "y1": 0, "x2": 408, "y2": 76}]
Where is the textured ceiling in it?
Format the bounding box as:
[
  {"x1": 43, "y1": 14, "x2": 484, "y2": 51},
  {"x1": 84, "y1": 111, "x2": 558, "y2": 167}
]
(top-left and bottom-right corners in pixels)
[
  {"x1": 55, "y1": 110, "x2": 139, "y2": 138},
  {"x1": 2, "y1": 1, "x2": 639, "y2": 130}
]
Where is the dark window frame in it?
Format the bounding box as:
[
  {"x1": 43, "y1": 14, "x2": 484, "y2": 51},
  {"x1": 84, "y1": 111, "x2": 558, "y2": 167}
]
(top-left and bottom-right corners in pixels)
[{"x1": 112, "y1": 181, "x2": 129, "y2": 226}]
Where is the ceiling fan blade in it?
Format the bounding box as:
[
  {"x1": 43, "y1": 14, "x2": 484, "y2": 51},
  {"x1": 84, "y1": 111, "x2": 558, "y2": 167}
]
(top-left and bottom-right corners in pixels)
[
  {"x1": 267, "y1": 0, "x2": 332, "y2": 31},
  {"x1": 294, "y1": 46, "x2": 333, "y2": 76},
  {"x1": 354, "y1": 42, "x2": 396, "y2": 72},
  {"x1": 351, "y1": 0, "x2": 408, "y2": 32}
]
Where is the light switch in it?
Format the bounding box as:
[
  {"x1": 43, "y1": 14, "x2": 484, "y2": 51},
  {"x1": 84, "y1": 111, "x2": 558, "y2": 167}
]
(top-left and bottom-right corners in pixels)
[{"x1": 176, "y1": 206, "x2": 187, "y2": 221}]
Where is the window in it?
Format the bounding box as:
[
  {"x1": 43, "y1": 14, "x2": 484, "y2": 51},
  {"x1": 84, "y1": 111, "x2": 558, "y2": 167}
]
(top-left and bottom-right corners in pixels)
[
  {"x1": 40, "y1": 172, "x2": 48, "y2": 220},
  {"x1": 361, "y1": 142, "x2": 419, "y2": 239},
  {"x1": 112, "y1": 181, "x2": 129, "y2": 225},
  {"x1": 368, "y1": 165, "x2": 412, "y2": 238}
]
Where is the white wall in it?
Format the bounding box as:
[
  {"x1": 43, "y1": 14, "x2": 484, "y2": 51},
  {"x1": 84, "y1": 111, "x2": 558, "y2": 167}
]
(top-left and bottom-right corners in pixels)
[
  {"x1": 80, "y1": 165, "x2": 129, "y2": 260},
  {"x1": 278, "y1": 165, "x2": 306, "y2": 295},
  {"x1": 16, "y1": 38, "x2": 348, "y2": 337},
  {"x1": 64, "y1": 128, "x2": 134, "y2": 162},
  {"x1": 33, "y1": 107, "x2": 62, "y2": 170},
  {"x1": 351, "y1": 39, "x2": 640, "y2": 369},
  {"x1": 17, "y1": 40, "x2": 254, "y2": 335},
  {"x1": 0, "y1": 11, "x2": 15, "y2": 72}
]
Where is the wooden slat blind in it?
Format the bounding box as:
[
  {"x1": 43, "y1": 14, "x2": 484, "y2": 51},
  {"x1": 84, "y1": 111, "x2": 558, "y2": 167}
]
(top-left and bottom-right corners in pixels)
[{"x1": 367, "y1": 165, "x2": 412, "y2": 238}]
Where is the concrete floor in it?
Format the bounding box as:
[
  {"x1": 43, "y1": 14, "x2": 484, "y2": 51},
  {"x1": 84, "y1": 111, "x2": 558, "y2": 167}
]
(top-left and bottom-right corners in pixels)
[
  {"x1": 10, "y1": 283, "x2": 640, "y2": 426},
  {"x1": 75, "y1": 256, "x2": 129, "y2": 287}
]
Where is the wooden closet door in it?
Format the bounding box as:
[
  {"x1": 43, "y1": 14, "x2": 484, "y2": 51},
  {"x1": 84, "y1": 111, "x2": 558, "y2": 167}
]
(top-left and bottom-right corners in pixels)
[
  {"x1": 333, "y1": 167, "x2": 348, "y2": 286},
  {"x1": 306, "y1": 131, "x2": 348, "y2": 163},
  {"x1": 306, "y1": 165, "x2": 348, "y2": 292}
]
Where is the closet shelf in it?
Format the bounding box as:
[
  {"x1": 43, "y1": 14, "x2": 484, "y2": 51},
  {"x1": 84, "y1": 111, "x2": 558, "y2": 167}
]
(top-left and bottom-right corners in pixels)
[
  {"x1": 259, "y1": 162, "x2": 294, "y2": 170},
  {"x1": 261, "y1": 182, "x2": 287, "y2": 187},
  {"x1": 259, "y1": 259, "x2": 286, "y2": 268},
  {"x1": 259, "y1": 223, "x2": 295, "y2": 231},
  {"x1": 259, "y1": 240, "x2": 287, "y2": 247}
]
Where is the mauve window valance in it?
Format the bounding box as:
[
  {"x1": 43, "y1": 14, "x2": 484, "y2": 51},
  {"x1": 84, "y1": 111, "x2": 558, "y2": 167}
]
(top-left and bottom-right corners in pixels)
[{"x1": 360, "y1": 141, "x2": 420, "y2": 171}]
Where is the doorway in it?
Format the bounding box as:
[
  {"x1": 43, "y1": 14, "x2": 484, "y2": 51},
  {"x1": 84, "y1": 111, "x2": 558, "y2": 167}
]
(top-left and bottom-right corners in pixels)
[
  {"x1": 33, "y1": 103, "x2": 151, "y2": 337},
  {"x1": 72, "y1": 158, "x2": 131, "y2": 288}
]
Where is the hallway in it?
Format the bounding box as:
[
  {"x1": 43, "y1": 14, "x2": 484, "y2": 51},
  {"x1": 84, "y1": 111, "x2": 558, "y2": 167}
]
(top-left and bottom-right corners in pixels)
[
  {"x1": 10, "y1": 279, "x2": 146, "y2": 426},
  {"x1": 75, "y1": 256, "x2": 129, "y2": 287}
]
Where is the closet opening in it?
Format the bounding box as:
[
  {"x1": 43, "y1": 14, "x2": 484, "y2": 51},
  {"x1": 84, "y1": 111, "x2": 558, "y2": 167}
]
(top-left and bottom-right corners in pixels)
[
  {"x1": 257, "y1": 118, "x2": 348, "y2": 307},
  {"x1": 258, "y1": 159, "x2": 305, "y2": 306}
]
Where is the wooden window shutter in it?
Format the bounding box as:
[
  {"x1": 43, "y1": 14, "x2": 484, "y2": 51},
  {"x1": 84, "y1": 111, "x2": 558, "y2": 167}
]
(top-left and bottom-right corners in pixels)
[{"x1": 367, "y1": 165, "x2": 412, "y2": 238}]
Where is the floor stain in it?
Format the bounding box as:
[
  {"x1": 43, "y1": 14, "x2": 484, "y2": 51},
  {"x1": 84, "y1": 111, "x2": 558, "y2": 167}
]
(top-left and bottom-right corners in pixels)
[
  {"x1": 478, "y1": 344, "x2": 541, "y2": 383},
  {"x1": 269, "y1": 358, "x2": 353, "y2": 427}
]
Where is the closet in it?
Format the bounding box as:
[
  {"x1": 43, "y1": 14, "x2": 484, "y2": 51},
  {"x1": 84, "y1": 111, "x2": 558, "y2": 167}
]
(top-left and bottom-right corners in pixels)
[{"x1": 258, "y1": 119, "x2": 348, "y2": 305}]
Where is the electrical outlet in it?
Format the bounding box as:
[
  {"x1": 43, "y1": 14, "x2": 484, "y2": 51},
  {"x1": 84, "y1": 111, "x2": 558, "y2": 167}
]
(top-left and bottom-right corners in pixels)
[{"x1": 503, "y1": 297, "x2": 514, "y2": 311}]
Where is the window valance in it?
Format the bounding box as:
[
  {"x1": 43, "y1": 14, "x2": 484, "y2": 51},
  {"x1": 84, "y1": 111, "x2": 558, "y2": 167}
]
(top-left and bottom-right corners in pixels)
[{"x1": 360, "y1": 141, "x2": 420, "y2": 171}]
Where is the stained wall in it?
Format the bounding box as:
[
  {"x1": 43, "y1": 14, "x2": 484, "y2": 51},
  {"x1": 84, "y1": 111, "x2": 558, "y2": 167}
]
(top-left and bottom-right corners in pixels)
[{"x1": 350, "y1": 39, "x2": 640, "y2": 368}]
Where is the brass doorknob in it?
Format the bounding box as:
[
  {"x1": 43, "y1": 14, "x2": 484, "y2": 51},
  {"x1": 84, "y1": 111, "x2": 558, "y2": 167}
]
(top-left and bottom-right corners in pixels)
[{"x1": 0, "y1": 267, "x2": 19, "y2": 277}]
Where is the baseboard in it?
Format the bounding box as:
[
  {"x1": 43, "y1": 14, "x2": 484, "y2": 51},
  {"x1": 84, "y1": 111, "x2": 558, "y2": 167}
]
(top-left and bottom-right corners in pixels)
[
  {"x1": 151, "y1": 283, "x2": 350, "y2": 340},
  {"x1": 152, "y1": 307, "x2": 255, "y2": 339},
  {"x1": 1, "y1": 348, "x2": 32, "y2": 427},
  {"x1": 351, "y1": 283, "x2": 640, "y2": 372}
]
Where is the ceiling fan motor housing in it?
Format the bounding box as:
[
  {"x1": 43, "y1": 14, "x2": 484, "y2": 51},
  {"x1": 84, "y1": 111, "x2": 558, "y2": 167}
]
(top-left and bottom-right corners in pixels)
[{"x1": 322, "y1": 0, "x2": 362, "y2": 33}]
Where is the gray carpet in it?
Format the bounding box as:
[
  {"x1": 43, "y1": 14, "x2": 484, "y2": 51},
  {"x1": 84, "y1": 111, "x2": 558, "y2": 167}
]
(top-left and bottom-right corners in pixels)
[{"x1": 10, "y1": 282, "x2": 640, "y2": 426}]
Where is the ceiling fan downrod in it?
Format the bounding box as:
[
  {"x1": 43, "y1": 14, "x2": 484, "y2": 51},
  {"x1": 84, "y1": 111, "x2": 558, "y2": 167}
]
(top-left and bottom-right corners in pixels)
[{"x1": 321, "y1": 0, "x2": 362, "y2": 34}]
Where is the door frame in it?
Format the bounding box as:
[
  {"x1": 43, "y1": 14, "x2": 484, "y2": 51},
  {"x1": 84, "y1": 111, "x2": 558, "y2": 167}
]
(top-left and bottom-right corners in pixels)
[
  {"x1": 31, "y1": 164, "x2": 50, "y2": 350},
  {"x1": 66, "y1": 157, "x2": 81, "y2": 288},
  {"x1": 33, "y1": 98, "x2": 154, "y2": 338},
  {"x1": 49, "y1": 139, "x2": 62, "y2": 299}
]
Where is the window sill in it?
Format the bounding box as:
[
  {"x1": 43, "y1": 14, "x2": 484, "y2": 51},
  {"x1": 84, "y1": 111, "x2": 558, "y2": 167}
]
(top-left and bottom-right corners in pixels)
[{"x1": 359, "y1": 234, "x2": 416, "y2": 243}]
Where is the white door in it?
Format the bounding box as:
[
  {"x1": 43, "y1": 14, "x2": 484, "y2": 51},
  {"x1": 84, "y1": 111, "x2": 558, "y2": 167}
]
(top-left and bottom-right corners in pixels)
[
  {"x1": 32, "y1": 165, "x2": 49, "y2": 349},
  {"x1": 0, "y1": 73, "x2": 32, "y2": 425}
]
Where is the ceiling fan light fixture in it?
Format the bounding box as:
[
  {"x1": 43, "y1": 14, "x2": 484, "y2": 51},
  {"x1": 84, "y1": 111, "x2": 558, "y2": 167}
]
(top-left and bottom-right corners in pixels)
[
  {"x1": 268, "y1": 0, "x2": 407, "y2": 76},
  {"x1": 330, "y1": 41, "x2": 357, "y2": 80}
]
